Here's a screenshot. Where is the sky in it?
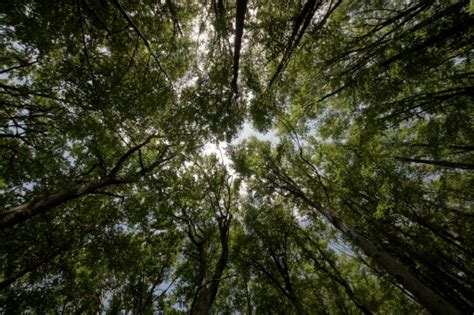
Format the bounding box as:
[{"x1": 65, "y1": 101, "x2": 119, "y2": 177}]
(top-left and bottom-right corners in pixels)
[{"x1": 202, "y1": 121, "x2": 278, "y2": 176}]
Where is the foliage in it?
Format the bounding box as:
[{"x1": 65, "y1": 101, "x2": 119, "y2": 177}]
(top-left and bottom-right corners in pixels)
[{"x1": 1, "y1": 0, "x2": 472, "y2": 314}]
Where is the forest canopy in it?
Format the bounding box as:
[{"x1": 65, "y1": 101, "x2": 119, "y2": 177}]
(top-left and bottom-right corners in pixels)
[{"x1": 0, "y1": 0, "x2": 473, "y2": 314}]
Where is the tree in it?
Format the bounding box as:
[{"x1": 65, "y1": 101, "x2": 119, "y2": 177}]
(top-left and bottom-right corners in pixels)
[
  {"x1": 232, "y1": 138, "x2": 465, "y2": 314},
  {"x1": 164, "y1": 157, "x2": 235, "y2": 314}
]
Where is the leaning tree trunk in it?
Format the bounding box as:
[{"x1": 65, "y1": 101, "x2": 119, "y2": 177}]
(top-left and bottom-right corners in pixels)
[
  {"x1": 283, "y1": 185, "x2": 464, "y2": 315},
  {"x1": 396, "y1": 156, "x2": 474, "y2": 170},
  {"x1": 0, "y1": 180, "x2": 109, "y2": 231},
  {"x1": 263, "y1": 145, "x2": 469, "y2": 313},
  {"x1": 0, "y1": 135, "x2": 169, "y2": 230}
]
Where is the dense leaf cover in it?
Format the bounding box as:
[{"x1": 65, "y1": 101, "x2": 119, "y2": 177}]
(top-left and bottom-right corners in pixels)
[{"x1": 1, "y1": 0, "x2": 472, "y2": 313}]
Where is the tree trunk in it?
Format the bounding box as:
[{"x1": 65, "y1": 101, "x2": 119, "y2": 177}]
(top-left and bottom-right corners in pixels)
[
  {"x1": 396, "y1": 156, "x2": 474, "y2": 170},
  {"x1": 191, "y1": 240, "x2": 212, "y2": 315},
  {"x1": 289, "y1": 188, "x2": 464, "y2": 315},
  {"x1": 0, "y1": 180, "x2": 108, "y2": 230},
  {"x1": 191, "y1": 288, "x2": 214, "y2": 315},
  {"x1": 190, "y1": 218, "x2": 231, "y2": 314},
  {"x1": 230, "y1": 0, "x2": 248, "y2": 92},
  {"x1": 0, "y1": 135, "x2": 167, "y2": 230}
]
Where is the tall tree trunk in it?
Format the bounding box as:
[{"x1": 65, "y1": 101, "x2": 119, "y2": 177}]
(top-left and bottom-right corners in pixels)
[
  {"x1": 311, "y1": 201, "x2": 462, "y2": 314},
  {"x1": 396, "y1": 156, "x2": 474, "y2": 170},
  {"x1": 230, "y1": 0, "x2": 248, "y2": 93},
  {"x1": 190, "y1": 218, "x2": 231, "y2": 315},
  {"x1": 191, "y1": 240, "x2": 212, "y2": 315},
  {"x1": 282, "y1": 184, "x2": 464, "y2": 315}
]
